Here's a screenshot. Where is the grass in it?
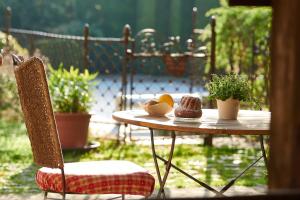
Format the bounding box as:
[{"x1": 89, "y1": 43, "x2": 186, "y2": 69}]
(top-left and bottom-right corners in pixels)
[{"x1": 0, "y1": 119, "x2": 267, "y2": 194}]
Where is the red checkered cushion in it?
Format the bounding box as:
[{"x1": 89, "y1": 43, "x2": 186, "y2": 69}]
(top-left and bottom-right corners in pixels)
[{"x1": 36, "y1": 160, "x2": 155, "y2": 196}]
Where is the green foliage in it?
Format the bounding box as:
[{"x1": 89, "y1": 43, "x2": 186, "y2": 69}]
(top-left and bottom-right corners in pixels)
[
  {"x1": 206, "y1": 73, "x2": 252, "y2": 102},
  {"x1": 0, "y1": 31, "x2": 28, "y2": 121},
  {"x1": 202, "y1": 1, "x2": 271, "y2": 106},
  {"x1": 0, "y1": 32, "x2": 29, "y2": 55},
  {"x1": 0, "y1": 0, "x2": 219, "y2": 39},
  {"x1": 48, "y1": 64, "x2": 97, "y2": 113},
  {"x1": 35, "y1": 39, "x2": 83, "y2": 68},
  {"x1": 0, "y1": 74, "x2": 21, "y2": 120}
]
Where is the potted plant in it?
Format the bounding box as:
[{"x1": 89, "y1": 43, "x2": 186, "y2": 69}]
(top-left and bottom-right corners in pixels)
[
  {"x1": 206, "y1": 73, "x2": 252, "y2": 120},
  {"x1": 48, "y1": 64, "x2": 97, "y2": 149},
  {"x1": 162, "y1": 54, "x2": 188, "y2": 76}
]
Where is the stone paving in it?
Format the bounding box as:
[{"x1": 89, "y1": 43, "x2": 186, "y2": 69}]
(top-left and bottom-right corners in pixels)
[{"x1": 0, "y1": 186, "x2": 267, "y2": 200}]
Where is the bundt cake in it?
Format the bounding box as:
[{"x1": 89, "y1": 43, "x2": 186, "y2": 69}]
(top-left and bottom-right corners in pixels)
[{"x1": 175, "y1": 96, "x2": 202, "y2": 118}]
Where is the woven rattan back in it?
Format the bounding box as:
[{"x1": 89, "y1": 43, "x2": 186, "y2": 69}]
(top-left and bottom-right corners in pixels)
[{"x1": 14, "y1": 57, "x2": 64, "y2": 168}]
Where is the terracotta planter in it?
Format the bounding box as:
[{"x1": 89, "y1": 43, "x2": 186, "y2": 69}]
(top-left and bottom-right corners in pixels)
[
  {"x1": 55, "y1": 113, "x2": 91, "y2": 149},
  {"x1": 217, "y1": 98, "x2": 240, "y2": 120},
  {"x1": 0, "y1": 54, "x2": 3, "y2": 66},
  {"x1": 163, "y1": 54, "x2": 187, "y2": 76}
]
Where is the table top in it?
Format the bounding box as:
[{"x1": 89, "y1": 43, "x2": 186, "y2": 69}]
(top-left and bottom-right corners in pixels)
[{"x1": 112, "y1": 109, "x2": 271, "y2": 135}]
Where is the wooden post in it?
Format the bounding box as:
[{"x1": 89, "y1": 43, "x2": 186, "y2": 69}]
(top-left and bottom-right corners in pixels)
[
  {"x1": 269, "y1": 0, "x2": 300, "y2": 189},
  {"x1": 83, "y1": 23, "x2": 89, "y2": 69},
  {"x1": 204, "y1": 16, "x2": 216, "y2": 147}
]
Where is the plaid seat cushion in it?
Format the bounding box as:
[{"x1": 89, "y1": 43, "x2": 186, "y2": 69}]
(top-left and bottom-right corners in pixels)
[{"x1": 36, "y1": 160, "x2": 155, "y2": 196}]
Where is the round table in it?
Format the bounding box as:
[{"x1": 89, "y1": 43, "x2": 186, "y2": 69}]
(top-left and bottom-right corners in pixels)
[
  {"x1": 112, "y1": 109, "x2": 270, "y2": 199},
  {"x1": 113, "y1": 109, "x2": 270, "y2": 135}
]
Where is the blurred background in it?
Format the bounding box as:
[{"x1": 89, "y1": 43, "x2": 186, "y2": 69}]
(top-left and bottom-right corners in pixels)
[{"x1": 0, "y1": 0, "x2": 219, "y2": 39}]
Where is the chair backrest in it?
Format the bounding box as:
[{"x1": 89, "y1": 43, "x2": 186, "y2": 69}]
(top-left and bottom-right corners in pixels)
[{"x1": 14, "y1": 57, "x2": 64, "y2": 168}]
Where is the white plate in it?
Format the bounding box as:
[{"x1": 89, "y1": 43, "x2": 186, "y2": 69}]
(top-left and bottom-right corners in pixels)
[{"x1": 173, "y1": 116, "x2": 201, "y2": 123}]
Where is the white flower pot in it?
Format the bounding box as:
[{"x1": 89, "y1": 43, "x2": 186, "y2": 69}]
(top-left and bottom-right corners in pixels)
[{"x1": 217, "y1": 98, "x2": 240, "y2": 120}]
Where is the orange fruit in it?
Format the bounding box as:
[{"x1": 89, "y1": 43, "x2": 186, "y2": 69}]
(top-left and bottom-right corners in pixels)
[{"x1": 158, "y1": 93, "x2": 174, "y2": 107}]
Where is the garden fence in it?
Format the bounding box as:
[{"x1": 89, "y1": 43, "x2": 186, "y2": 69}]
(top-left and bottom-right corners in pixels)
[
  {"x1": 0, "y1": 5, "x2": 271, "y2": 142},
  {"x1": 0, "y1": 7, "x2": 216, "y2": 130}
]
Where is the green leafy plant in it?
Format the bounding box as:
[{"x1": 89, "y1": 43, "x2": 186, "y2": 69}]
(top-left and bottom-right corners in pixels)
[
  {"x1": 201, "y1": 0, "x2": 271, "y2": 107},
  {"x1": 48, "y1": 64, "x2": 97, "y2": 113},
  {"x1": 0, "y1": 74, "x2": 21, "y2": 120},
  {"x1": 206, "y1": 73, "x2": 252, "y2": 102}
]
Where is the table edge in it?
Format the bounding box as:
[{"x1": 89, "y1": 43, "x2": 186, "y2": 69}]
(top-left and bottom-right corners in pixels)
[{"x1": 112, "y1": 112, "x2": 270, "y2": 136}]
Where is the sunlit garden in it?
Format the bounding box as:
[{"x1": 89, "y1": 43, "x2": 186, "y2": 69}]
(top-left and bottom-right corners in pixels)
[
  {"x1": 0, "y1": 119, "x2": 267, "y2": 198},
  {"x1": 0, "y1": 1, "x2": 273, "y2": 199}
]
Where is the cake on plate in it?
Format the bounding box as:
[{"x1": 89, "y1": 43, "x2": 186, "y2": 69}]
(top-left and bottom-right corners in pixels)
[{"x1": 175, "y1": 96, "x2": 202, "y2": 118}]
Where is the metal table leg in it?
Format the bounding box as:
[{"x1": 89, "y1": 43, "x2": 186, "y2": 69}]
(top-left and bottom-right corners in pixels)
[
  {"x1": 149, "y1": 129, "x2": 222, "y2": 198},
  {"x1": 260, "y1": 135, "x2": 268, "y2": 168},
  {"x1": 150, "y1": 128, "x2": 176, "y2": 199},
  {"x1": 219, "y1": 155, "x2": 263, "y2": 193},
  {"x1": 219, "y1": 135, "x2": 269, "y2": 193},
  {"x1": 149, "y1": 129, "x2": 267, "y2": 197},
  {"x1": 155, "y1": 155, "x2": 221, "y2": 195}
]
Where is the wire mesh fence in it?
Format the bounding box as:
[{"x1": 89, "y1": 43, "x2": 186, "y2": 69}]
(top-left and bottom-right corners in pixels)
[
  {"x1": 89, "y1": 39, "x2": 125, "y2": 119},
  {"x1": 9, "y1": 29, "x2": 84, "y2": 68},
  {"x1": 1, "y1": 6, "x2": 215, "y2": 139}
]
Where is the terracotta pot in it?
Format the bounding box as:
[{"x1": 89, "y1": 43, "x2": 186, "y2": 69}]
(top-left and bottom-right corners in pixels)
[
  {"x1": 55, "y1": 113, "x2": 91, "y2": 149},
  {"x1": 0, "y1": 54, "x2": 3, "y2": 66},
  {"x1": 163, "y1": 54, "x2": 187, "y2": 76},
  {"x1": 217, "y1": 98, "x2": 240, "y2": 120}
]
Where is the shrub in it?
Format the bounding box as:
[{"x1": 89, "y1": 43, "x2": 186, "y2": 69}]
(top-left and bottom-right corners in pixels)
[
  {"x1": 0, "y1": 31, "x2": 29, "y2": 56},
  {"x1": 48, "y1": 64, "x2": 97, "y2": 113},
  {"x1": 0, "y1": 74, "x2": 21, "y2": 121},
  {"x1": 202, "y1": 0, "x2": 271, "y2": 106}
]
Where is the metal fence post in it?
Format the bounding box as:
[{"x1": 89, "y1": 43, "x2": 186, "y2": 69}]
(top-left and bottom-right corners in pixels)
[
  {"x1": 191, "y1": 7, "x2": 197, "y2": 49},
  {"x1": 121, "y1": 24, "x2": 131, "y2": 111},
  {"x1": 5, "y1": 7, "x2": 12, "y2": 48},
  {"x1": 83, "y1": 23, "x2": 89, "y2": 69},
  {"x1": 28, "y1": 35, "x2": 35, "y2": 56},
  {"x1": 118, "y1": 24, "x2": 132, "y2": 142},
  {"x1": 189, "y1": 7, "x2": 197, "y2": 93},
  {"x1": 209, "y1": 16, "x2": 216, "y2": 80},
  {"x1": 208, "y1": 16, "x2": 216, "y2": 109},
  {"x1": 204, "y1": 16, "x2": 216, "y2": 147}
]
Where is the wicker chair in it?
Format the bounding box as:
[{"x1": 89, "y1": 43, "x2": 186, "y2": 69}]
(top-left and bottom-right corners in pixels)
[{"x1": 13, "y1": 56, "x2": 155, "y2": 200}]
